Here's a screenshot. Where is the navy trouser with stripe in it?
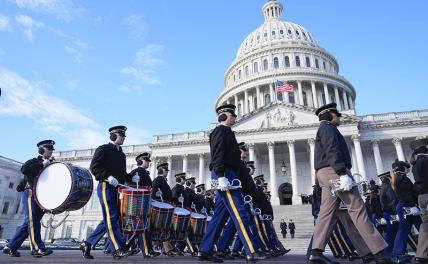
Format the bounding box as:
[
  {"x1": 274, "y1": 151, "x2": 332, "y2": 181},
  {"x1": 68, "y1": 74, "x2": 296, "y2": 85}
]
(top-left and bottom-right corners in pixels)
[
  {"x1": 7, "y1": 189, "x2": 45, "y2": 252},
  {"x1": 233, "y1": 204, "x2": 267, "y2": 252},
  {"x1": 199, "y1": 170, "x2": 257, "y2": 255},
  {"x1": 86, "y1": 221, "x2": 107, "y2": 246},
  {"x1": 87, "y1": 182, "x2": 124, "y2": 251},
  {"x1": 217, "y1": 218, "x2": 236, "y2": 252}
]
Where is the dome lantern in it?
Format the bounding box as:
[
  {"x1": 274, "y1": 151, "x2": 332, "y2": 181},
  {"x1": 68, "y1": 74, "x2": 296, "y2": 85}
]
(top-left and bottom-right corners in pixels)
[{"x1": 262, "y1": 0, "x2": 283, "y2": 21}]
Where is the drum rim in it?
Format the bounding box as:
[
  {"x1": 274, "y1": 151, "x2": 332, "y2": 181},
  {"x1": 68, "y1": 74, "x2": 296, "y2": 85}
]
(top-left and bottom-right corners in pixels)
[
  {"x1": 118, "y1": 185, "x2": 151, "y2": 194},
  {"x1": 33, "y1": 162, "x2": 74, "y2": 213}
]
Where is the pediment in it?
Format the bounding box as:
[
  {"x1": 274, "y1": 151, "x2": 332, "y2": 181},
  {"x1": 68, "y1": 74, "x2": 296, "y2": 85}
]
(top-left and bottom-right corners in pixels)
[{"x1": 233, "y1": 103, "x2": 319, "y2": 131}]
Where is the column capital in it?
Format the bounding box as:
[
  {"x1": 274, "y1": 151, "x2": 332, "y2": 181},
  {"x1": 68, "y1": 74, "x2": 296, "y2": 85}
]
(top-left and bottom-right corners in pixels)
[
  {"x1": 307, "y1": 138, "x2": 315, "y2": 145},
  {"x1": 167, "y1": 155, "x2": 173, "y2": 160},
  {"x1": 287, "y1": 139, "x2": 295, "y2": 145},
  {"x1": 181, "y1": 154, "x2": 188, "y2": 159},
  {"x1": 297, "y1": 80, "x2": 302, "y2": 84},
  {"x1": 198, "y1": 153, "x2": 205, "y2": 158},
  {"x1": 370, "y1": 139, "x2": 380, "y2": 146},
  {"x1": 351, "y1": 134, "x2": 361, "y2": 142},
  {"x1": 311, "y1": 80, "x2": 315, "y2": 85},
  {"x1": 267, "y1": 141, "x2": 275, "y2": 148},
  {"x1": 247, "y1": 143, "x2": 255, "y2": 149},
  {"x1": 392, "y1": 137, "x2": 402, "y2": 145}
]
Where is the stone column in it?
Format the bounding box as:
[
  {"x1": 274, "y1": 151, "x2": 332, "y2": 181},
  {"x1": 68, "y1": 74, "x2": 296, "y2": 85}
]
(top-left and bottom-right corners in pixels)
[
  {"x1": 269, "y1": 83, "x2": 275, "y2": 103},
  {"x1": 297, "y1": 80, "x2": 304, "y2": 105},
  {"x1": 324, "y1": 83, "x2": 330, "y2": 104},
  {"x1": 342, "y1": 91, "x2": 349, "y2": 110},
  {"x1": 334, "y1": 86, "x2": 341, "y2": 110},
  {"x1": 244, "y1": 90, "x2": 249, "y2": 115},
  {"x1": 167, "y1": 155, "x2": 173, "y2": 186},
  {"x1": 248, "y1": 143, "x2": 255, "y2": 161},
  {"x1": 311, "y1": 81, "x2": 318, "y2": 108},
  {"x1": 234, "y1": 94, "x2": 239, "y2": 116},
  {"x1": 150, "y1": 158, "x2": 157, "y2": 180},
  {"x1": 198, "y1": 154, "x2": 205, "y2": 185},
  {"x1": 182, "y1": 154, "x2": 188, "y2": 173},
  {"x1": 371, "y1": 139, "x2": 384, "y2": 175},
  {"x1": 392, "y1": 138, "x2": 406, "y2": 161},
  {"x1": 249, "y1": 94, "x2": 254, "y2": 112},
  {"x1": 288, "y1": 140, "x2": 300, "y2": 204},
  {"x1": 348, "y1": 94, "x2": 354, "y2": 109},
  {"x1": 350, "y1": 145, "x2": 359, "y2": 175},
  {"x1": 308, "y1": 138, "x2": 316, "y2": 185},
  {"x1": 352, "y1": 135, "x2": 366, "y2": 180},
  {"x1": 256, "y1": 86, "x2": 261, "y2": 109},
  {"x1": 267, "y1": 141, "x2": 278, "y2": 204},
  {"x1": 226, "y1": 99, "x2": 230, "y2": 104}
]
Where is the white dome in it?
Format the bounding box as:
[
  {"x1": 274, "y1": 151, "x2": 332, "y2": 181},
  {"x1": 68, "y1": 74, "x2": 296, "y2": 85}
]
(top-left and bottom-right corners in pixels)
[{"x1": 237, "y1": 0, "x2": 319, "y2": 59}]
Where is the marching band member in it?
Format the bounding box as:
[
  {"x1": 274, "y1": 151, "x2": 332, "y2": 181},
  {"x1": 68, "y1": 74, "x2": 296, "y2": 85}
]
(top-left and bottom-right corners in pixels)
[
  {"x1": 378, "y1": 171, "x2": 397, "y2": 253},
  {"x1": 195, "y1": 183, "x2": 207, "y2": 212},
  {"x1": 3, "y1": 140, "x2": 55, "y2": 258},
  {"x1": 172, "y1": 173, "x2": 186, "y2": 205},
  {"x1": 308, "y1": 103, "x2": 391, "y2": 264},
  {"x1": 127, "y1": 152, "x2": 160, "y2": 258},
  {"x1": 205, "y1": 189, "x2": 215, "y2": 215},
  {"x1": 410, "y1": 138, "x2": 428, "y2": 264},
  {"x1": 198, "y1": 104, "x2": 266, "y2": 263},
  {"x1": 80, "y1": 126, "x2": 135, "y2": 260}
]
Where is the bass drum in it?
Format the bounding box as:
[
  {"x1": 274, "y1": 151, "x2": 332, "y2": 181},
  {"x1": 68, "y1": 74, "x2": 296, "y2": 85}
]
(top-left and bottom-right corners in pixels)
[{"x1": 34, "y1": 162, "x2": 93, "y2": 214}]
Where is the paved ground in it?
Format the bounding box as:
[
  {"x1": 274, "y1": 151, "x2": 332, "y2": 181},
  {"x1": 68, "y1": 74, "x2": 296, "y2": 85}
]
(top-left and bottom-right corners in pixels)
[{"x1": 0, "y1": 250, "x2": 363, "y2": 264}]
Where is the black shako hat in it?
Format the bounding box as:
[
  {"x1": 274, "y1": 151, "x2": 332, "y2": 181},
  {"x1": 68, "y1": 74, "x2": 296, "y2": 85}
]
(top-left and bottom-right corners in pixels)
[
  {"x1": 185, "y1": 176, "x2": 196, "y2": 183},
  {"x1": 136, "y1": 152, "x2": 151, "y2": 162},
  {"x1": 315, "y1": 103, "x2": 342, "y2": 117},
  {"x1": 238, "y1": 142, "x2": 248, "y2": 151},
  {"x1": 392, "y1": 159, "x2": 410, "y2": 171},
  {"x1": 253, "y1": 174, "x2": 264, "y2": 181},
  {"x1": 109, "y1": 125, "x2": 127, "y2": 134},
  {"x1": 410, "y1": 138, "x2": 428, "y2": 150},
  {"x1": 246, "y1": 161, "x2": 255, "y2": 169},
  {"x1": 175, "y1": 172, "x2": 186, "y2": 179},
  {"x1": 216, "y1": 104, "x2": 237, "y2": 117},
  {"x1": 157, "y1": 162, "x2": 169, "y2": 171},
  {"x1": 195, "y1": 183, "x2": 205, "y2": 190},
  {"x1": 377, "y1": 171, "x2": 391, "y2": 179},
  {"x1": 37, "y1": 140, "x2": 55, "y2": 150}
]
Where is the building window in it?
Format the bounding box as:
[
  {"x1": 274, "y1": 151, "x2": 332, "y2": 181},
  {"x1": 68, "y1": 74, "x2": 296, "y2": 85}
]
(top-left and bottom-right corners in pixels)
[
  {"x1": 277, "y1": 92, "x2": 283, "y2": 101},
  {"x1": 295, "y1": 56, "x2": 300, "y2": 67},
  {"x1": 331, "y1": 95, "x2": 335, "y2": 103},
  {"x1": 2, "y1": 202, "x2": 10, "y2": 215},
  {"x1": 233, "y1": 74, "x2": 236, "y2": 82},
  {"x1": 302, "y1": 32, "x2": 307, "y2": 40},
  {"x1": 289, "y1": 92, "x2": 295, "y2": 104},
  {"x1": 238, "y1": 70, "x2": 242, "y2": 79},
  {"x1": 284, "y1": 56, "x2": 290, "y2": 67},
  {"x1": 65, "y1": 225, "x2": 72, "y2": 238},
  {"x1": 295, "y1": 30, "x2": 300, "y2": 38},
  {"x1": 315, "y1": 59, "x2": 319, "y2": 69},
  {"x1": 303, "y1": 91, "x2": 308, "y2": 106},
  {"x1": 8, "y1": 182, "x2": 14, "y2": 189},
  {"x1": 238, "y1": 104, "x2": 242, "y2": 116},
  {"x1": 264, "y1": 94, "x2": 271, "y2": 105},
  {"x1": 279, "y1": 29, "x2": 284, "y2": 35},
  {"x1": 322, "y1": 94, "x2": 326, "y2": 105},
  {"x1": 263, "y1": 59, "x2": 268, "y2": 71},
  {"x1": 306, "y1": 57, "x2": 311, "y2": 67},
  {"x1": 273, "y1": 57, "x2": 279, "y2": 69},
  {"x1": 245, "y1": 65, "x2": 249, "y2": 77},
  {"x1": 253, "y1": 62, "x2": 258, "y2": 73}
]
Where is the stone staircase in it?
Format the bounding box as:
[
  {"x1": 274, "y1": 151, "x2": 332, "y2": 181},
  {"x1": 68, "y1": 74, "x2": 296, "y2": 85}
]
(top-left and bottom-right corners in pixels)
[{"x1": 271, "y1": 204, "x2": 316, "y2": 253}]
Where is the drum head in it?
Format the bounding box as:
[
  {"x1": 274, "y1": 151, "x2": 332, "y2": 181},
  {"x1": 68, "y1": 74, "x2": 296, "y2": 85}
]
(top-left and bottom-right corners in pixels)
[
  {"x1": 151, "y1": 201, "x2": 174, "y2": 209},
  {"x1": 174, "y1": 207, "x2": 190, "y2": 216},
  {"x1": 191, "y1": 212, "x2": 206, "y2": 219},
  {"x1": 35, "y1": 163, "x2": 72, "y2": 211}
]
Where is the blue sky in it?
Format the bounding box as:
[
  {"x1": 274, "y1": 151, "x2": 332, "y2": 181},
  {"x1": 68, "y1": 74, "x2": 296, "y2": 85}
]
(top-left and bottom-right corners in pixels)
[{"x1": 0, "y1": 0, "x2": 427, "y2": 162}]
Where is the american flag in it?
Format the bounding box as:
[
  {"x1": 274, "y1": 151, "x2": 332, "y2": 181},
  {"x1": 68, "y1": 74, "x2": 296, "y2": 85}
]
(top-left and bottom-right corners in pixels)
[{"x1": 276, "y1": 80, "x2": 294, "y2": 92}]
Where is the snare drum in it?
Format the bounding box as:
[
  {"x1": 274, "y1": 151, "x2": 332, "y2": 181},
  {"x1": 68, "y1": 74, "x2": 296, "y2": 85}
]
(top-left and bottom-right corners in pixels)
[
  {"x1": 170, "y1": 207, "x2": 191, "y2": 241},
  {"x1": 150, "y1": 200, "x2": 174, "y2": 241},
  {"x1": 118, "y1": 186, "x2": 151, "y2": 233},
  {"x1": 189, "y1": 212, "x2": 207, "y2": 243},
  {"x1": 34, "y1": 162, "x2": 93, "y2": 214}
]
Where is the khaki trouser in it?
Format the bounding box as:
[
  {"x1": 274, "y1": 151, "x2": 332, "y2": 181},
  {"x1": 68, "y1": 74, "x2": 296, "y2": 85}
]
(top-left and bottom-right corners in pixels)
[
  {"x1": 416, "y1": 193, "x2": 428, "y2": 258},
  {"x1": 163, "y1": 241, "x2": 175, "y2": 252},
  {"x1": 312, "y1": 167, "x2": 387, "y2": 254}
]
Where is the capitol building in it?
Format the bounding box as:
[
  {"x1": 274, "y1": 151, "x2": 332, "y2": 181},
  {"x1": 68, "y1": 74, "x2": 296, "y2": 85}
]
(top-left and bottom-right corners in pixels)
[{"x1": 2, "y1": 0, "x2": 428, "y2": 241}]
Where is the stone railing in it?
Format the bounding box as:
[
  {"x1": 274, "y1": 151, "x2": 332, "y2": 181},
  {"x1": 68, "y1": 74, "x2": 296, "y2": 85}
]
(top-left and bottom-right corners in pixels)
[
  {"x1": 53, "y1": 144, "x2": 151, "y2": 159},
  {"x1": 152, "y1": 131, "x2": 208, "y2": 144},
  {"x1": 361, "y1": 109, "x2": 428, "y2": 122}
]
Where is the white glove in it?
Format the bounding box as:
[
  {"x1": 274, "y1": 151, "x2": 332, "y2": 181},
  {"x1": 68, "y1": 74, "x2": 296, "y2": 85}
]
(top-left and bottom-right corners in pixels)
[
  {"x1": 107, "y1": 176, "x2": 119, "y2": 187},
  {"x1": 42, "y1": 159, "x2": 51, "y2": 166},
  {"x1": 380, "y1": 218, "x2": 387, "y2": 225},
  {"x1": 218, "y1": 177, "x2": 230, "y2": 191},
  {"x1": 132, "y1": 175, "x2": 140, "y2": 184},
  {"x1": 410, "y1": 207, "x2": 420, "y2": 215},
  {"x1": 339, "y1": 175, "x2": 353, "y2": 191}
]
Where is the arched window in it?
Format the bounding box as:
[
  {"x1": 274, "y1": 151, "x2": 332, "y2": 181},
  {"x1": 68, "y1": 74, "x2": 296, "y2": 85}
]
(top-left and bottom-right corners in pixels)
[
  {"x1": 265, "y1": 94, "x2": 271, "y2": 105},
  {"x1": 253, "y1": 62, "x2": 258, "y2": 73},
  {"x1": 284, "y1": 56, "x2": 290, "y2": 67},
  {"x1": 238, "y1": 70, "x2": 242, "y2": 79},
  {"x1": 273, "y1": 57, "x2": 279, "y2": 69},
  {"x1": 295, "y1": 56, "x2": 300, "y2": 67},
  {"x1": 303, "y1": 91, "x2": 308, "y2": 106},
  {"x1": 245, "y1": 65, "x2": 249, "y2": 77},
  {"x1": 315, "y1": 59, "x2": 319, "y2": 69},
  {"x1": 277, "y1": 92, "x2": 283, "y2": 101},
  {"x1": 305, "y1": 57, "x2": 311, "y2": 67},
  {"x1": 263, "y1": 59, "x2": 268, "y2": 71}
]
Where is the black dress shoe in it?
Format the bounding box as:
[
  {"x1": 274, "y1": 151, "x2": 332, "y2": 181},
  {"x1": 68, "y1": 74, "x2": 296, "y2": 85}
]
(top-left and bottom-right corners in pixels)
[
  {"x1": 348, "y1": 251, "x2": 361, "y2": 261},
  {"x1": 362, "y1": 254, "x2": 376, "y2": 263},
  {"x1": 217, "y1": 251, "x2": 234, "y2": 260},
  {"x1": 246, "y1": 252, "x2": 267, "y2": 263},
  {"x1": 2, "y1": 246, "x2": 20, "y2": 257},
  {"x1": 112, "y1": 250, "x2": 130, "y2": 260},
  {"x1": 79, "y1": 240, "x2": 94, "y2": 259},
  {"x1": 391, "y1": 255, "x2": 413, "y2": 264},
  {"x1": 308, "y1": 254, "x2": 340, "y2": 264},
  {"x1": 198, "y1": 251, "x2": 224, "y2": 263},
  {"x1": 32, "y1": 248, "x2": 53, "y2": 258},
  {"x1": 146, "y1": 250, "x2": 160, "y2": 258},
  {"x1": 166, "y1": 248, "x2": 181, "y2": 257},
  {"x1": 416, "y1": 257, "x2": 428, "y2": 264},
  {"x1": 130, "y1": 248, "x2": 140, "y2": 255},
  {"x1": 231, "y1": 251, "x2": 245, "y2": 259}
]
